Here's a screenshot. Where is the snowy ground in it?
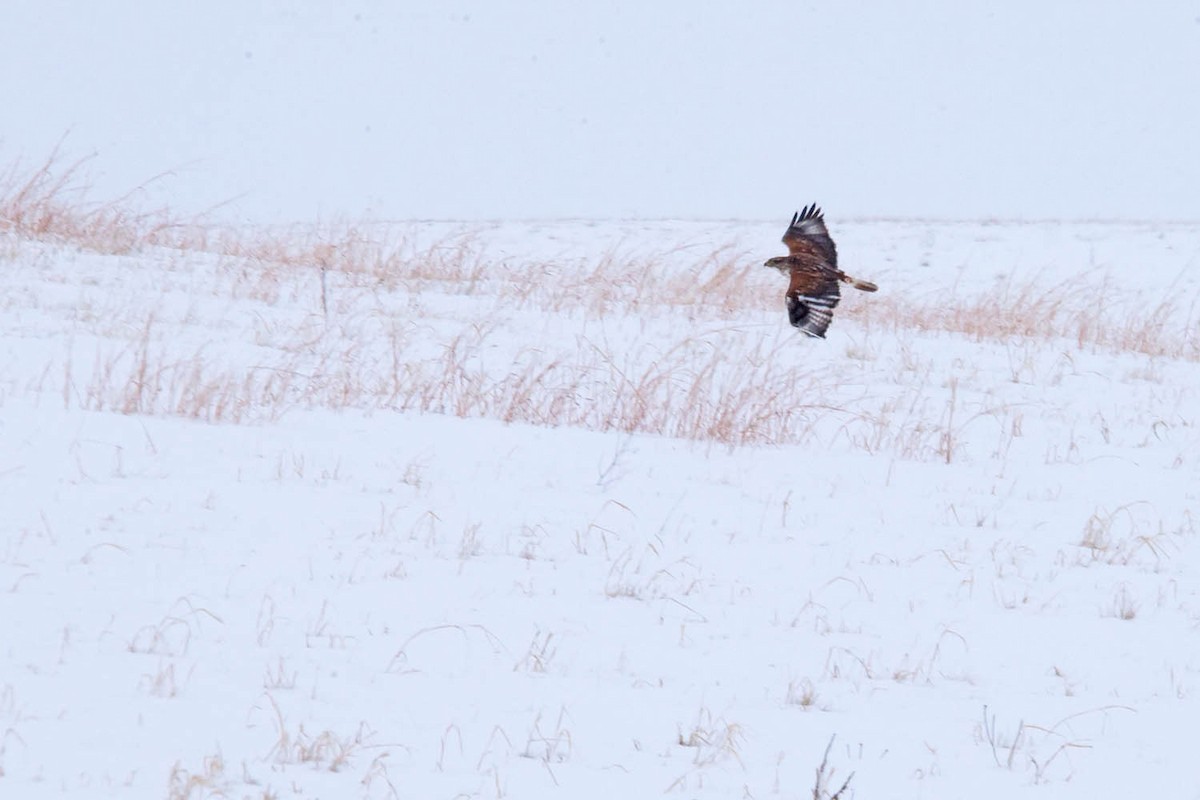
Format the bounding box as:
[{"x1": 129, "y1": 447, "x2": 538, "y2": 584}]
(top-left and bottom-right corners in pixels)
[{"x1": 2, "y1": 217, "x2": 1199, "y2": 798}]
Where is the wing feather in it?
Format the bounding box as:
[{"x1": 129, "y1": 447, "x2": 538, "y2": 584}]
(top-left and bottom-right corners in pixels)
[
  {"x1": 781, "y1": 203, "x2": 838, "y2": 266},
  {"x1": 786, "y1": 267, "x2": 842, "y2": 338}
]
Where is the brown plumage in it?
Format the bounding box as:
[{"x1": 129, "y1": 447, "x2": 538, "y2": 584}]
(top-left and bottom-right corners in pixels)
[{"x1": 764, "y1": 204, "x2": 877, "y2": 338}]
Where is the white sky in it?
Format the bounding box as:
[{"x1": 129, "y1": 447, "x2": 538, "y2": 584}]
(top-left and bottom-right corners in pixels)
[{"x1": 3, "y1": 1, "x2": 1199, "y2": 223}]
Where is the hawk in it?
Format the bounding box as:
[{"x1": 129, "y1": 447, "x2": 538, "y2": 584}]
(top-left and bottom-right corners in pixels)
[{"x1": 764, "y1": 204, "x2": 877, "y2": 338}]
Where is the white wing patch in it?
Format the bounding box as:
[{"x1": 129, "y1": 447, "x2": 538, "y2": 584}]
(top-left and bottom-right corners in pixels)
[{"x1": 787, "y1": 291, "x2": 840, "y2": 338}]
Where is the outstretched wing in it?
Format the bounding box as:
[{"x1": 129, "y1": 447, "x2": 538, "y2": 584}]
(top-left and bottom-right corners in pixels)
[
  {"x1": 786, "y1": 267, "x2": 841, "y2": 339},
  {"x1": 781, "y1": 203, "x2": 838, "y2": 267}
]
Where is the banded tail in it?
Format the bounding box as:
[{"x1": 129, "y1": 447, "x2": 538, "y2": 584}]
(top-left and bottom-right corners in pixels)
[{"x1": 842, "y1": 274, "x2": 878, "y2": 292}]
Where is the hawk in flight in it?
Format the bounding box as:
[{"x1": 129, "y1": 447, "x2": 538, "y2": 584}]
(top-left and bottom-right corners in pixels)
[{"x1": 765, "y1": 204, "x2": 877, "y2": 338}]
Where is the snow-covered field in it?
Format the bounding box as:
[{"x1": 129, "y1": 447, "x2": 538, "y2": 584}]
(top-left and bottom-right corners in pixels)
[{"x1": 2, "y1": 205, "x2": 1199, "y2": 798}]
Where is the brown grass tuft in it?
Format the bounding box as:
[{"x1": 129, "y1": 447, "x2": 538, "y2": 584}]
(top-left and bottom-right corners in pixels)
[{"x1": 0, "y1": 144, "x2": 205, "y2": 254}]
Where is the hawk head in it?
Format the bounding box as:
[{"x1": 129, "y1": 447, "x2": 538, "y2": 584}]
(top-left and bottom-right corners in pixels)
[{"x1": 763, "y1": 255, "x2": 790, "y2": 273}]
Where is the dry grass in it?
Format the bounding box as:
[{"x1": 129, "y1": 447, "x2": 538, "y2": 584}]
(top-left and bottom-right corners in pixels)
[
  {"x1": 6, "y1": 148, "x2": 1193, "y2": 352},
  {"x1": 263, "y1": 694, "x2": 370, "y2": 773},
  {"x1": 810, "y1": 736, "x2": 854, "y2": 800},
  {"x1": 1074, "y1": 503, "x2": 1190, "y2": 567},
  {"x1": 209, "y1": 224, "x2": 1200, "y2": 366},
  {"x1": 64, "y1": 310, "x2": 951, "y2": 453},
  {"x1": 167, "y1": 752, "x2": 229, "y2": 800},
  {"x1": 0, "y1": 144, "x2": 206, "y2": 255},
  {"x1": 6, "y1": 149, "x2": 1197, "y2": 457},
  {"x1": 863, "y1": 275, "x2": 1200, "y2": 360}
]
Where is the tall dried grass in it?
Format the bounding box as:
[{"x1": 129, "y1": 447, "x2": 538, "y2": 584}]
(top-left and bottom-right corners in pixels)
[
  {"x1": 0, "y1": 145, "x2": 203, "y2": 254},
  {"x1": 862, "y1": 276, "x2": 1199, "y2": 361},
  {"x1": 6, "y1": 149, "x2": 1197, "y2": 457},
  {"x1": 69, "y1": 317, "x2": 872, "y2": 448}
]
